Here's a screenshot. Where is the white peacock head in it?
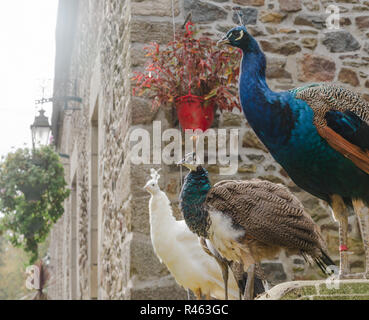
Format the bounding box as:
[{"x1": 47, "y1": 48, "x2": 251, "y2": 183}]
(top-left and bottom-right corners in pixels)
[{"x1": 144, "y1": 168, "x2": 161, "y2": 194}]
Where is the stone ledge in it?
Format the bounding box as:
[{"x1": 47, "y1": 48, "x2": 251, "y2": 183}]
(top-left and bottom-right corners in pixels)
[
  {"x1": 130, "y1": 276, "x2": 187, "y2": 300},
  {"x1": 257, "y1": 280, "x2": 369, "y2": 300}
]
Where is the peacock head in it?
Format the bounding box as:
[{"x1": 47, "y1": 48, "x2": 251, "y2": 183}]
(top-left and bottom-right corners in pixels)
[
  {"x1": 177, "y1": 152, "x2": 203, "y2": 172},
  {"x1": 144, "y1": 168, "x2": 161, "y2": 195},
  {"x1": 217, "y1": 25, "x2": 250, "y2": 49}
]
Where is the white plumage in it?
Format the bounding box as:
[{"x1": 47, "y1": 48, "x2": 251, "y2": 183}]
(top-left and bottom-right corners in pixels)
[{"x1": 144, "y1": 169, "x2": 240, "y2": 300}]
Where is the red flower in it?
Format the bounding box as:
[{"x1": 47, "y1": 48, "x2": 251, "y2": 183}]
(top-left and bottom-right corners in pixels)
[{"x1": 186, "y1": 21, "x2": 195, "y2": 36}]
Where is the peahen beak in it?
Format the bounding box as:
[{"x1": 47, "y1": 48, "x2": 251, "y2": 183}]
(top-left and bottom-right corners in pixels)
[
  {"x1": 177, "y1": 155, "x2": 197, "y2": 171},
  {"x1": 217, "y1": 36, "x2": 231, "y2": 46},
  {"x1": 177, "y1": 157, "x2": 189, "y2": 167}
]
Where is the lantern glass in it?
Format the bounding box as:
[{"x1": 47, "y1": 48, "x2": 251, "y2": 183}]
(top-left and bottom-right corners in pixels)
[
  {"x1": 30, "y1": 109, "x2": 51, "y2": 148},
  {"x1": 32, "y1": 126, "x2": 51, "y2": 147}
]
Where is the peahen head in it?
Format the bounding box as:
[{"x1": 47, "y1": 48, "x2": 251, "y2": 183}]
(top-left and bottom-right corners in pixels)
[
  {"x1": 177, "y1": 153, "x2": 211, "y2": 198},
  {"x1": 178, "y1": 153, "x2": 212, "y2": 238},
  {"x1": 177, "y1": 152, "x2": 198, "y2": 171},
  {"x1": 144, "y1": 168, "x2": 161, "y2": 195}
]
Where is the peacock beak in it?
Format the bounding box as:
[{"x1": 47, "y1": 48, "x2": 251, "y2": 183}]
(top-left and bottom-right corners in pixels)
[
  {"x1": 217, "y1": 36, "x2": 230, "y2": 46},
  {"x1": 177, "y1": 158, "x2": 197, "y2": 171},
  {"x1": 177, "y1": 158, "x2": 185, "y2": 166}
]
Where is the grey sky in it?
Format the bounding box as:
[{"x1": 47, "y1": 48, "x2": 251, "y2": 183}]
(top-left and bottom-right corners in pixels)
[{"x1": 0, "y1": 0, "x2": 58, "y2": 157}]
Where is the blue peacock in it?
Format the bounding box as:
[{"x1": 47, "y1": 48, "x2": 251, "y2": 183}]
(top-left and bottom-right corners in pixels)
[{"x1": 217, "y1": 17, "x2": 369, "y2": 279}]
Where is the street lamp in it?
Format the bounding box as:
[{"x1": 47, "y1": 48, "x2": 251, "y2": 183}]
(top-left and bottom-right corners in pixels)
[{"x1": 30, "y1": 109, "x2": 52, "y2": 149}]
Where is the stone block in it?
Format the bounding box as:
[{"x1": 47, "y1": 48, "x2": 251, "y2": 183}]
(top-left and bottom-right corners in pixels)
[
  {"x1": 131, "y1": 20, "x2": 176, "y2": 44},
  {"x1": 338, "y1": 68, "x2": 360, "y2": 87},
  {"x1": 132, "y1": 0, "x2": 180, "y2": 17},
  {"x1": 184, "y1": 0, "x2": 228, "y2": 24},
  {"x1": 278, "y1": 0, "x2": 302, "y2": 12},
  {"x1": 238, "y1": 163, "x2": 257, "y2": 173},
  {"x1": 356, "y1": 16, "x2": 369, "y2": 29},
  {"x1": 129, "y1": 232, "x2": 170, "y2": 280},
  {"x1": 131, "y1": 97, "x2": 158, "y2": 125},
  {"x1": 260, "y1": 40, "x2": 301, "y2": 55},
  {"x1": 301, "y1": 38, "x2": 317, "y2": 50},
  {"x1": 323, "y1": 31, "x2": 361, "y2": 53},
  {"x1": 294, "y1": 14, "x2": 326, "y2": 29},
  {"x1": 266, "y1": 57, "x2": 292, "y2": 79},
  {"x1": 298, "y1": 54, "x2": 336, "y2": 82},
  {"x1": 242, "y1": 130, "x2": 268, "y2": 152},
  {"x1": 114, "y1": 159, "x2": 131, "y2": 207},
  {"x1": 260, "y1": 11, "x2": 287, "y2": 23},
  {"x1": 233, "y1": 0, "x2": 265, "y2": 6},
  {"x1": 130, "y1": 277, "x2": 187, "y2": 300},
  {"x1": 261, "y1": 261, "x2": 288, "y2": 283},
  {"x1": 232, "y1": 7, "x2": 258, "y2": 25},
  {"x1": 130, "y1": 195, "x2": 151, "y2": 234},
  {"x1": 130, "y1": 43, "x2": 147, "y2": 68},
  {"x1": 221, "y1": 111, "x2": 244, "y2": 126},
  {"x1": 258, "y1": 175, "x2": 285, "y2": 184},
  {"x1": 247, "y1": 154, "x2": 265, "y2": 163}
]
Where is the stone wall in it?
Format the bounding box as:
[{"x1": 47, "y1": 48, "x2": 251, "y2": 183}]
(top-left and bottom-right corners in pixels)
[{"x1": 48, "y1": 0, "x2": 369, "y2": 299}]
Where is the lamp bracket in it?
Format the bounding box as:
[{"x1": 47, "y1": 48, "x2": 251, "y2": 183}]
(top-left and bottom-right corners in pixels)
[{"x1": 35, "y1": 96, "x2": 82, "y2": 111}]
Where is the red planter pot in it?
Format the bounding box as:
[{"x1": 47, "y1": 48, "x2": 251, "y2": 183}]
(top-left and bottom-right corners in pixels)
[{"x1": 175, "y1": 94, "x2": 215, "y2": 131}]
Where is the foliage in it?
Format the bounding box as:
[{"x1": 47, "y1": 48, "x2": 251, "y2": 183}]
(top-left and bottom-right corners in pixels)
[
  {"x1": 132, "y1": 27, "x2": 241, "y2": 111},
  {"x1": 0, "y1": 146, "x2": 69, "y2": 264},
  {"x1": 0, "y1": 236, "x2": 50, "y2": 299},
  {"x1": 0, "y1": 238, "x2": 29, "y2": 300},
  {"x1": 0, "y1": 235, "x2": 4, "y2": 266}
]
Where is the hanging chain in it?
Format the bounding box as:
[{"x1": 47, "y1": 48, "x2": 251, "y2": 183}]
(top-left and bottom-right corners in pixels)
[
  {"x1": 171, "y1": 0, "x2": 176, "y2": 41},
  {"x1": 171, "y1": 0, "x2": 184, "y2": 190},
  {"x1": 179, "y1": 123, "x2": 183, "y2": 191}
]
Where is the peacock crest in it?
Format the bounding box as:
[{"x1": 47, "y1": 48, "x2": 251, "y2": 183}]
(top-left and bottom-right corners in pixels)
[{"x1": 150, "y1": 168, "x2": 161, "y2": 183}]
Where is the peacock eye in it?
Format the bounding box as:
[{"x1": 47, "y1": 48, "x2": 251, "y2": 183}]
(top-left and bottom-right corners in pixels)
[{"x1": 233, "y1": 31, "x2": 239, "y2": 37}]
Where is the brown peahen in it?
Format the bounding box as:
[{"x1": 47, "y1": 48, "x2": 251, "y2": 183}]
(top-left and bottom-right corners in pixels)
[{"x1": 178, "y1": 153, "x2": 335, "y2": 299}]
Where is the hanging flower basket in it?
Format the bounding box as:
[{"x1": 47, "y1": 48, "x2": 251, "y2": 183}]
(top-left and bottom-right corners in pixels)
[
  {"x1": 176, "y1": 94, "x2": 215, "y2": 131},
  {"x1": 0, "y1": 146, "x2": 70, "y2": 264},
  {"x1": 131, "y1": 21, "x2": 242, "y2": 131},
  {"x1": 18, "y1": 183, "x2": 47, "y2": 201}
]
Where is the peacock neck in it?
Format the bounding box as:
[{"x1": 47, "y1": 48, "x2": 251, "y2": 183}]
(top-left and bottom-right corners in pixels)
[
  {"x1": 149, "y1": 191, "x2": 179, "y2": 253},
  {"x1": 238, "y1": 38, "x2": 296, "y2": 150},
  {"x1": 179, "y1": 168, "x2": 211, "y2": 238},
  {"x1": 239, "y1": 39, "x2": 270, "y2": 94},
  {"x1": 149, "y1": 191, "x2": 178, "y2": 227}
]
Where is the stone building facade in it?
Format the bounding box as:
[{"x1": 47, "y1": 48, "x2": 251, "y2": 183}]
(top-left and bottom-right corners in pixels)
[{"x1": 48, "y1": 0, "x2": 369, "y2": 299}]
